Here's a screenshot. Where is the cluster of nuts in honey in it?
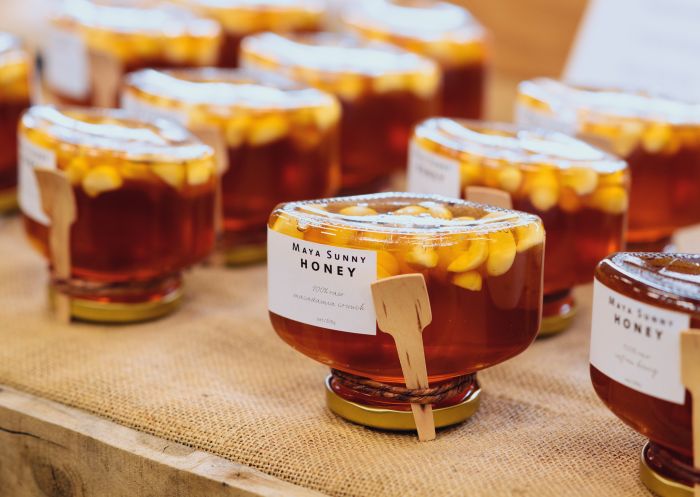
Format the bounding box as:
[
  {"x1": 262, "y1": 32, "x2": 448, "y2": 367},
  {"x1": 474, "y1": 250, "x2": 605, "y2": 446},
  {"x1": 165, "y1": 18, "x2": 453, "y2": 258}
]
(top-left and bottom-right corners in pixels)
[
  {"x1": 415, "y1": 137, "x2": 629, "y2": 215},
  {"x1": 343, "y1": 23, "x2": 486, "y2": 68},
  {"x1": 203, "y1": 7, "x2": 321, "y2": 35},
  {"x1": 271, "y1": 200, "x2": 544, "y2": 291},
  {"x1": 579, "y1": 120, "x2": 700, "y2": 157},
  {"x1": 0, "y1": 57, "x2": 29, "y2": 101},
  {"x1": 24, "y1": 130, "x2": 216, "y2": 197},
  {"x1": 242, "y1": 51, "x2": 440, "y2": 102}
]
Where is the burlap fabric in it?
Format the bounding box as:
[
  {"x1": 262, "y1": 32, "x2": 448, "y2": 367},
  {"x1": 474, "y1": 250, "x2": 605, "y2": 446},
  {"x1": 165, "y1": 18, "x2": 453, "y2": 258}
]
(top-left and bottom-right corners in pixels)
[{"x1": 2, "y1": 216, "x2": 698, "y2": 497}]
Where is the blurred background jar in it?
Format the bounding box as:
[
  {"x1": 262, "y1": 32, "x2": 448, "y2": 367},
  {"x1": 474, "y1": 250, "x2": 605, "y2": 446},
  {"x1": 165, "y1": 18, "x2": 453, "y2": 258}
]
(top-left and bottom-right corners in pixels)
[
  {"x1": 340, "y1": 0, "x2": 487, "y2": 119},
  {"x1": 0, "y1": 32, "x2": 30, "y2": 213},
  {"x1": 40, "y1": 0, "x2": 222, "y2": 107}
]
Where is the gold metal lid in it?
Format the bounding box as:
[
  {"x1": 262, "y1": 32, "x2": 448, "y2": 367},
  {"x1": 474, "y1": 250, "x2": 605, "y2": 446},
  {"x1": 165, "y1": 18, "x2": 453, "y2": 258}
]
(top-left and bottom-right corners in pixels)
[
  {"x1": 50, "y1": 286, "x2": 183, "y2": 324},
  {"x1": 539, "y1": 304, "x2": 578, "y2": 337},
  {"x1": 640, "y1": 445, "x2": 692, "y2": 497},
  {"x1": 0, "y1": 188, "x2": 17, "y2": 214},
  {"x1": 325, "y1": 375, "x2": 480, "y2": 431}
]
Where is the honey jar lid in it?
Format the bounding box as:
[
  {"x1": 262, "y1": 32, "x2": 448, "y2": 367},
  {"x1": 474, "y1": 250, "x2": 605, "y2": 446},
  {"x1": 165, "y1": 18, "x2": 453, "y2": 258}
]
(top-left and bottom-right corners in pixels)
[
  {"x1": 518, "y1": 78, "x2": 700, "y2": 125},
  {"x1": 341, "y1": 0, "x2": 485, "y2": 45},
  {"x1": 241, "y1": 31, "x2": 439, "y2": 78},
  {"x1": 598, "y1": 253, "x2": 700, "y2": 310},
  {"x1": 415, "y1": 118, "x2": 627, "y2": 173},
  {"x1": 271, "y1": 192, "x2": 543, "y2": 236},
  {"x1": 0, "y1": 32, "x2": 27, "y2": 67},
  {"x1": 22, "y1": 106, "x2": 214, "y2": 164},
  {"x1": 125, "y1": 68, "x2": 338, "y2": 113},
  {"x1": 54, "y1": 0, "x2": 221, "y2": 39}
]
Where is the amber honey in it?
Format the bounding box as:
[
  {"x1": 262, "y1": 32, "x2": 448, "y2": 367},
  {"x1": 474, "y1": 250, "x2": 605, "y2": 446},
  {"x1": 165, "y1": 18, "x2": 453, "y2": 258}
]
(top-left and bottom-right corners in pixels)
[
  {"x1": 42, "y1": 0, "x2": 222, "y2": 108},
  {"x1": 517, "y1": 78, "x2": 700, "y2": 251},
  {"x1": 268, "y1": 193, "x2": 544, "y2": 426},
  {"x1": 0, "y1": 33, "x2": 30, "y2": 212},
  {"x1": 122, "y1": 67, "x2": 341, "y2": 264},
  {"x1": 591, "y1": 253, "x2": 700, "y2": 494},
  {"x1": 341, "y1": 0, "x2": 486, "y2": 118},
  {"x1": 409, "y1": 119, "x2": 628, "y2": 334},
  {"x1": 19, "y1": 106, "x2": 217, "y2": 322},
  {"x1": 176, "y1": 0, "x2": 324, "y2": 67},
  {"x1": 240, "y1": 32, "x2": 440, "y2": 193}
]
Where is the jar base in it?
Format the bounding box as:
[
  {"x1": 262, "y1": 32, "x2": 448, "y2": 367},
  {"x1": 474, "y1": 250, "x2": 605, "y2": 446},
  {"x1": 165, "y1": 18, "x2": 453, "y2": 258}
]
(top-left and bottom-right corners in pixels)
[
  {"x1": 325, "y1": 375, "x2": 481, "y2": 431},
  {"x1": 539, "y1": 291, "x2": 577, "y2": 337},
  {"x1": 49, "y1": 284, "x2": 183, "y2": 324},
  {"x1": 0, "y1": 188, "x2": 17, "y2": 214},
  {"x1": 640, "y1": 443, "x2": 694, "y2": 497},
  {"x1": 626, "y1": 235, "x2": 675, "y2": 253}
]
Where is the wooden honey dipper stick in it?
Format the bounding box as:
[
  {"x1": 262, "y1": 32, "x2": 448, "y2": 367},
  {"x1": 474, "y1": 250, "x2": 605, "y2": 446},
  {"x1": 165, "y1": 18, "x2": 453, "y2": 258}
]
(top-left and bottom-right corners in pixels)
[
  {"x1": 371, "y1": 274, "x2": 435, "y2": 441},
  {"x1": 35, "y1": 169, "x2": 76, "y2": 323},
  {"x1": 465, "y1": 186, "x2": 513, "y2": 209},
  {"x1": 681, "y1": 329, "x2": 700, "y2": 497}
]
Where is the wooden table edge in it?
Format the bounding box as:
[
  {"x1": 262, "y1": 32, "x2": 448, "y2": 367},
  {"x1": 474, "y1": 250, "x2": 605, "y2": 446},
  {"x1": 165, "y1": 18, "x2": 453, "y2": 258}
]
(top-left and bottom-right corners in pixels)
[{"x1": 0, "y1": 384, "x2": 328, "y2": 497}]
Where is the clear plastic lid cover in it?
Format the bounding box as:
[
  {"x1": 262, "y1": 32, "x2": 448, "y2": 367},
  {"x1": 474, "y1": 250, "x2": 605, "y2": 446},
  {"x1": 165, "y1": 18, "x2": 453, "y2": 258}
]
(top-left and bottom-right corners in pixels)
[
  {"x1": 22, "y1": 106, "x2": 213, "y2": 163},
  {"x1": 605, "y1": 253, "x2": 700, "y2": 309},
  {"x1": 273, "y1": 192, "x2": 542, "y2": 235},
  {"x1": 0, "y1": 32, "x2": 26, "y2": 66},
  {"x1": 416, "y1": 118, "x2": 627, "y2": 173},
  {"x1": 126, "y1": 68, "x2": 337, "y2": 111},
  {"x1": 182, "y1": 0, "x2": 323, "y2": 12},
  {"x1": 519, "y1": 78, "x2": 700, "y2": 125},
  {"x1": 342, "y1": 0, "x2": 485, "y2": 43},
  {"x1": 242, "y1": 32, "x2": 438, "y2": 77},
  {"x1": 56, "y1": 0, "x2": 221, "y2": 37}
]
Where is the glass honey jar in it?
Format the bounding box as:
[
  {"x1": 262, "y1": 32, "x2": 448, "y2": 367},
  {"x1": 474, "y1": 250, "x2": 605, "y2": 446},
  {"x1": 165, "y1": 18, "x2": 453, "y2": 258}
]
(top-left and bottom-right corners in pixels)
[
  {"x1": 591, "y1": 253, "x2": 700, "y2": 496},
  {"x1": 122, "y1": 67, "x2": 341, "y2": 264},
  {"x1": 240, "y1": 32, "x2": 440, "y2": 193},
  {"x1": 408, "y1": 118, "x2": 628, "y2": 335},
  {"x1": 268, "y1": 192, "x2": 544, "y2": 429},
  {"x1": 0, "y1": 33, "x2": 31, "y2": 213},
  {"x1": 175, "y1": 0, "x2": 324, "y2": 68},
  {"x1": 340, "y1": 0, "x2": 487, "y2": 119},
  {"x1": 42, "y1": 0, "x2": 222, "y2": 108},
  {"x1": 516, "y1": 78, "x2": 700, "y2": 252},
  {"x1": 19, "y1": 106, "x2": 217, "y2": 323}
]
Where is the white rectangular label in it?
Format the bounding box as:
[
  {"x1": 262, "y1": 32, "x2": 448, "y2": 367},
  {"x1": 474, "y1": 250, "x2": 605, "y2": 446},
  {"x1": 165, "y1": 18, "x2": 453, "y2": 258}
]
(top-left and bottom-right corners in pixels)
[
  {"x1": 121, "y1": 92, "x2": 190, "y2": 126},
  {"x1": 19, "y1": 135, "x2": 57, "y2": 226},
  {"x1": 590, "y1": 279, "x2": 691, "y2": 404},
  {"x1": 565, "y1": 0, "x2": 700, "y2": 102},
  {"x1": 44, "y1": 26, "x2": 89, "y2": 99},
  {"x1": 406, "y1": 140, "x2": 461, "y2": 199},
  {"x1": 267, "y1": 228, "x2": 377, "y2": 335}
]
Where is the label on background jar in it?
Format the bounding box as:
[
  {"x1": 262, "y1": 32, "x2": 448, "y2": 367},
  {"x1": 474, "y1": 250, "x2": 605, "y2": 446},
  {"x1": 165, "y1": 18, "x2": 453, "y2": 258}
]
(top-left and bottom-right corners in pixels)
[
  {"x1": 406, "y1": 141, "x2": 461, "y2": 199},
  {"x1": 18, "y1": 135, "x2": 57, "y2": 226},
  {"x1": 590, "y1": 279, "x2": 691, "y2": 404},
  {"x1": 267, "y1": 228, "x2": 378, "y2": 335},
  {"x1": 121, "y1": 92, "x2": 190, "y2": 127},
  {"x1": 44, "y1": 26, "x2": 89, "y2": 100}
]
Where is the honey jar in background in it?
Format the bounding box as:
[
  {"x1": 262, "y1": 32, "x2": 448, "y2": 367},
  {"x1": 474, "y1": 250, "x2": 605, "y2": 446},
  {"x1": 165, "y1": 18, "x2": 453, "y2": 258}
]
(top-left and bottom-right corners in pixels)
[
  {"x1": 240, "y1": 32, "x2": 440, "y2": 194},
  {"x1": 122, "y1": 67, "x2": 341, "y2": 265},
  {"x1": 407, "y1": 118, "x2": 628, "y2": 335},
  {"x1": 0, "y1": 33, "x2": 31, "y2": 213},
  {"x1": 591, "y1": 253, "x2": 700, "y2": 496},
  {"x1": 175, "y1": 0, "x2": 324, "y2": 68},
  {"x1": 516, "y1": 78, "x2": 700, "y2": 252},
  {"x1": 19, "y1": 106, "x2": 217, "y2": 323},
  {"x1": 268, "y1": 192, "x2": 544, "y2": 429},
  {"x1": 340, "y1": 0, "x2": 487, "y2": 119},
  {"x1": 41, "y1": 0, "x2": 222, "y2": 108}
]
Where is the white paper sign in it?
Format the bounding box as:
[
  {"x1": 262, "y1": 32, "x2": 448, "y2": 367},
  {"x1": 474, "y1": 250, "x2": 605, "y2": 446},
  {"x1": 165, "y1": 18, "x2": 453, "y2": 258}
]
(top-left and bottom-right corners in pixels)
[
  {"x1": 121, "y1": 92, "x2": 190, "y2": 126},
  {"x1": 267, "y1": 228, "x2": 378, "y2": 335},
  {"x1": 590, "y1": 279, "x2": 691, "y2": 405},
  {"x1": 565, "y1": 0, "x2": 700, "y2": 102},
  {"x1": 44, "y1": 26, "x2": 89, "y2": 100},
  {"x1": 19, "y1": 135, "x2": 57, "y2": 226},
  {"x1": 406, "y1": 140, "x2": 461, "y2": 199}
]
